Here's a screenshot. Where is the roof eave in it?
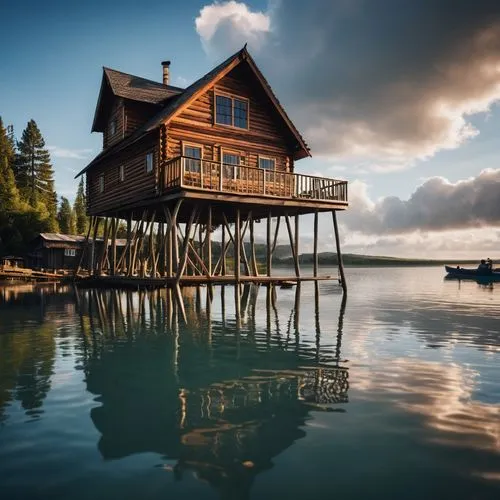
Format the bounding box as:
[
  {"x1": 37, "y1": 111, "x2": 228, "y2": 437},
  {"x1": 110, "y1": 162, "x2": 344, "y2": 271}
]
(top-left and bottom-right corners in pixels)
[{"x1": 91, "y1": 70, "x2": 109, "y2": 133}]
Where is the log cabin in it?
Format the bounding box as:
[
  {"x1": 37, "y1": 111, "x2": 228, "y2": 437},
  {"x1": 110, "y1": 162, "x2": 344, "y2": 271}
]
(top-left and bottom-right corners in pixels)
[{"x1": 76, "y1": 46, "x2": 348, "y2": 293}]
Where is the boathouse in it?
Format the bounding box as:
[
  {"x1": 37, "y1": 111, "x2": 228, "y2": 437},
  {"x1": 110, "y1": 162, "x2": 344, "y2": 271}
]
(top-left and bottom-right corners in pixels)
[
  {"x1": 27, "y1": 233, "x2": 126, "y2": 272},
  {"x1": 76, "y1": 47, "x2": 348, "y2": 290}
]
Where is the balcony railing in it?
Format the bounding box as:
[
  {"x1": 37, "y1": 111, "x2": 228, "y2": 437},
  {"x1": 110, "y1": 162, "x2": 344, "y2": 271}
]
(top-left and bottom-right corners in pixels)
[{"x1": 162, "y1": 156, "x2": 348, "y2": 203}]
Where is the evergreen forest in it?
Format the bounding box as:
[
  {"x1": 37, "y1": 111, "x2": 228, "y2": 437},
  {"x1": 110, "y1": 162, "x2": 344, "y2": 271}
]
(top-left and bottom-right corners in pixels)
[{"x1": 0, "y1": 117, "x2": 89, "y2": 256}]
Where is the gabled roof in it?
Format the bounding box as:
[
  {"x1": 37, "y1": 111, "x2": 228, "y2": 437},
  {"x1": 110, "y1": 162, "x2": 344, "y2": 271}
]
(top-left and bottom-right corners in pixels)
[
  {"x1": 141, "y1": 46, "x2": 310, "y2": 159},
  {"x1": 78, "y1": 46, "x2": 310, "y2": 178},
  {"x1": 104, "y1": 68, "x2": 183, "y2": 104},
  {"x1": 91, "y1": 68, "x2": 183, "y2": 132}
]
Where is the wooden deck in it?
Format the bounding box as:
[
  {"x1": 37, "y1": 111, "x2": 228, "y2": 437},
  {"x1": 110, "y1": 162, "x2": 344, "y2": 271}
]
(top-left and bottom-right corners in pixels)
[
  {"x1": 163, "y1": 156, "x2": 348, "y2": 205},
  {"x1": 0, "y1": 265, "x2": 66, "y2": 283}
]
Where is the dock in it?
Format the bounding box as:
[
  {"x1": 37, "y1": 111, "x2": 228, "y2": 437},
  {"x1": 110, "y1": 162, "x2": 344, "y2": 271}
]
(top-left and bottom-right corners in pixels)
[
  {"x1": 0, "y1": 265, "x2": 66, "y2": 283},
  {"x1": 76, "y1": 274, "x2": 340, "y2": 289}
]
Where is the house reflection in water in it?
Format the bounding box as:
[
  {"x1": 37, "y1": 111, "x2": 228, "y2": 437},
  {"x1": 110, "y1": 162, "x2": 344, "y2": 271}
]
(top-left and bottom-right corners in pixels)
[{"x1": 77, "y1": 284, "x2": 348, "y2": 498}]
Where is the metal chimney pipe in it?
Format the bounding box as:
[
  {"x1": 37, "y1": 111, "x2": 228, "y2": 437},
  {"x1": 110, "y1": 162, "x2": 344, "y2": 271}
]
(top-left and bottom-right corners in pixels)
[{"x1": 161, "y1": 60, "x2": 171, "y2": 85}]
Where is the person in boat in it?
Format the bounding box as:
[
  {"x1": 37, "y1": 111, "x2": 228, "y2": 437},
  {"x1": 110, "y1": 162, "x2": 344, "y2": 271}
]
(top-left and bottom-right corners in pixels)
[
  {"x1": 486, "y1": 258, "x2": 493, "y2": 270},
  {"x1": 477, "y1": 259, "x2": 491, "y2": 273}
]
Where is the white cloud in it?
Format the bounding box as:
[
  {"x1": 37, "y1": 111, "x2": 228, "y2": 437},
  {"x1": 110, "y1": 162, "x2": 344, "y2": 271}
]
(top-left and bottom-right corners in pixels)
[
  {"x1": 48, "y1": 146, "x2": 93, "y2": 160},
  {"x1": 195, "y1": 1, "x2": 271, "y2": 58},
  {"x1": 195, "y1": 1, "x2": 500, "y2": 171}
]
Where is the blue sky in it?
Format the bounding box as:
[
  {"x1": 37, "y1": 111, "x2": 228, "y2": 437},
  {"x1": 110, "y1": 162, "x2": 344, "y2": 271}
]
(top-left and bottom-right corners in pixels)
[{"x1": 2, "y1": 0, "x2": 500, "y2": 257}]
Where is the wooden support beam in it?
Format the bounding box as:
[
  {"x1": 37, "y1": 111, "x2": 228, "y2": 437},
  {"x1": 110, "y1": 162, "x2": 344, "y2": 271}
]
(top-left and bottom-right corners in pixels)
[
  {"x1": 271, "y1": 216, "x2": 281, "y2": 254},
  {"x1": 285, "y1": 214, "x2": 300, "y2": 278},
  {"x1": 313, "y1": 210, "x2": 318, "y2": 278},
  {"x1": 249, "y1": 213, "x2": 258, "y2": 276},
  {"x1": 90, "y1": 217, "x2": 100, "y2": 276},
  {"x1": 332, "y1": 210, "x2": 347, "y2": 294},
  {"x1": 176, "y1": 208, "x2": 197, "y2": 283},
  {"x1": 117, "y1": 217, "x2": 138, "y2": 273},
  {"x1": 207, "y1": 204, "x2": 212, "y2": 277},
  {"x1": 295, "y1": 214, "x2": 300, "y2": 276},
  {"x1": 129, "y1": 209, "x2": 147, "y2": 276},
  {"x1": 235, "y1": 208, "x2": 241, "y2": 282},
  {"x1": 75, "y1": 216, "x2": 93, "y2": 276},
  {"x1": 267, "y1": 211, "x2": 272, "y2": 277},
  {"x1": 221, "y1": 221, "x2": 226, "y2": 276},
  {"x1": 99, "y1": 217, "x2": 110, "y2": 275},
  {"x1": 111, "y1": 216, "x2": 118, "y2": 276},
  {"x1": 172, "y1": 200, "x2": 182, "y2": 275}
]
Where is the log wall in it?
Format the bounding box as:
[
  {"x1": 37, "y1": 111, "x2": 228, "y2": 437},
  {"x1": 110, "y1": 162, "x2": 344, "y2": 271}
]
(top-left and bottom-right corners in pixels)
[
  {"x1": 103, "y1": 98, "x2": 124, "y2": 149},
  {"x1": 87, "y1": 133, "x2": 158, "y2": 215},
  {"x1": 167, "y1": 64, "x2": 295, "y2": 172}
]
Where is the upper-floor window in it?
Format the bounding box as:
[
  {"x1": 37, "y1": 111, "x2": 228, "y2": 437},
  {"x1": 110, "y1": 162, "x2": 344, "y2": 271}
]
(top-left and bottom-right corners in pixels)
[
  {"x1": 110, "y1": 120, "x2": 116, "y2": 136},
  {"x1": 215, "y1": 94, "x2": 248, "y2": 129},
  {"x1": 119, "y1": 164, "x2": 125, "y2": 182},
  {"x1": 259, "y1": 157, "x2": 275, "y2": 170},
  {"x1": 99, "y1": 174, "x2": 105, "y2": 193},
  {"x1": 146, "y1": 152, "x2": 154, "y2": 173}
]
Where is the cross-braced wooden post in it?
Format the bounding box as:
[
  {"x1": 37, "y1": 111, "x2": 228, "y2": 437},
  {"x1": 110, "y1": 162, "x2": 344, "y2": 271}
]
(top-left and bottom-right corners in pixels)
[{"x1": 332, "y1": 210, "x2": 347, "y2": 294}]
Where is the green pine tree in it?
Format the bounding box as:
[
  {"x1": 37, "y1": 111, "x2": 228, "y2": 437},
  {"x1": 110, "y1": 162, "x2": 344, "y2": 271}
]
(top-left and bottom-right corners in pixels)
[
  {"x1": 15, "y1": 120, "x2": 58, "y2": 217},
  {"x1": 57, "y1": 197, "x2": 75, "y2": 234},
  {"x1": 0, "y1": 117, "x2": 22, "y2": 212},
  {"x1": 73, "y1": 177, "x2": 88, "y2": 234}
]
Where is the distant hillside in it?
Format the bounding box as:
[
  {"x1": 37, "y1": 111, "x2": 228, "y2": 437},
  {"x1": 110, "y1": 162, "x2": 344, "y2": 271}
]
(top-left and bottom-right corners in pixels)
[{"x1": 274, "y1": 252, "x2": 483, "y2": 267}]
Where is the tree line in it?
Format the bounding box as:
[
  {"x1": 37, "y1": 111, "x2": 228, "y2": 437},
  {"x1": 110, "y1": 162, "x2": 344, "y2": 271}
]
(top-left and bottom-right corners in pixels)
[{"x1": 0, "y1": 117, "x2": 88, "y2": 256}]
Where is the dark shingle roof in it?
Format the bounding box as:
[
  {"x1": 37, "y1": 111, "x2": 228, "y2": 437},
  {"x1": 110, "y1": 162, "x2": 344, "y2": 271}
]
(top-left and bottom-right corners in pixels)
[{"x1": 103, "y1": 68, "x2": 183, "y2": 105}]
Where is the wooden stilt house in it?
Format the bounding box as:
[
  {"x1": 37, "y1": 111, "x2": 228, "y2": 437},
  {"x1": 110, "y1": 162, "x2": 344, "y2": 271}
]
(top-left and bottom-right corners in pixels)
[{"x1": 76, "y1": 46, "x2": 348, "y2": 291}]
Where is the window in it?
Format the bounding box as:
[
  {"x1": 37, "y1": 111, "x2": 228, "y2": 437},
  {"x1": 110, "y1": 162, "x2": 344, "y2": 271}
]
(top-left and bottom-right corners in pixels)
[
  {"x1": 110, "y1": 120, "x2": 116, "y2": 136},
  {"x1": 119, "y1": 164, "x2": 125, "y2": 182},
  {"x1": 223, "y1": 153, "x2": 242, "y2": 165},
  {"x1": 259, "y1": 157, "x2": 275, "y2": 170},
  {"x1": 234, "y1": 99, "x2": 248, "y2": 128},
  {"x1": 215, "y1": 94, "x2": 248, "y2": 129},
  {"x1": 99, "y1": 175, "x2": 104, "y2": 193},
  {"x1": 183, "y1": 145, "x2": 202, "y2": 173},
  {"x1": 215, "y1": 95, "x2": 232, "y2": 125},
  {"x1": 64, "y1": 249, "x2": 76, "y2": 257},
  {"x1": 223, "y1": 152, "x2": 243, "y2": 179},
  {"x1": 146, "y1": 152, "x2": 154, "y2": 173}
]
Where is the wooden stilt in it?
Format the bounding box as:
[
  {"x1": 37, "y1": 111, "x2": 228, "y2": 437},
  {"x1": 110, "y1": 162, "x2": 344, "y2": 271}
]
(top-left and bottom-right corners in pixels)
[
  {"x1": 332, "y1": 210, "x2": 347, "y2": 294},
  {"x1": 221, "y1": 220, "x2": 226, "y2": 276},
  {"x1": 267, "y1": 211, "x2": 272, "y2": 277},
  {"x1": 90, "y1": 217, "x2": 100, "y2": 276},
  {"x1": 207, "y1": 204, "x2": 212, "y2": 277},
  {"x1": 249, "y1": 213, "x2": 258, "y2": 276},
  {"x1": 75, "y1": 216, "x2": 93, "y2": 276},
  {"x1": 313, "y1": 210, "x2": 318, "y2": 278},
  {"x1": 294, "y1": 213, "x2": 300, "y2": 275},
  {"x1": 111, "y1": 216, "x2": 118, "y2": 276},
  {"x1": 235, "y1": 208, "x2": 241, "y2": 282},
  {"x1": 285, "y1": 214, "x2": 300, "y2": 278},
  {"x1": 176, "y1": 208, "x2": 197, "y2": 282}
]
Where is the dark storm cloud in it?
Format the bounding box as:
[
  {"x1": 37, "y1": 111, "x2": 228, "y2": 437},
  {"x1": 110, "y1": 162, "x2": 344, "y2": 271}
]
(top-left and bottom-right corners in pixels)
[
  {"x1": 345, "y1": 169, "x2": 500, "y2": 233},
  {"x1": 197, "y1": 0, "x2": 500, "y2": 163}
]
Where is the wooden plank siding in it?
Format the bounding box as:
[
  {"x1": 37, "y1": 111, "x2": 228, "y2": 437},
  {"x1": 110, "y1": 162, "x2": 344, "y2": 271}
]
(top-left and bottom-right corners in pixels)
[
  {"x1": 87, "y1": 133, "x2": 159, "y2": 215},
  {"x1": 166, "y1": 64, "x2": 295, "y2": 173},
  {"x1": 103, "y1": 98, "x2": 125, "y2": 149}
]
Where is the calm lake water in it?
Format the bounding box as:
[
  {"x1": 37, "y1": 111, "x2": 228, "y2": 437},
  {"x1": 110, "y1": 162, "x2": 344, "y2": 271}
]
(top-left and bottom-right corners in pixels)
[{"x1": 0, "y1": 267, "x2": 499, "y2": 499}]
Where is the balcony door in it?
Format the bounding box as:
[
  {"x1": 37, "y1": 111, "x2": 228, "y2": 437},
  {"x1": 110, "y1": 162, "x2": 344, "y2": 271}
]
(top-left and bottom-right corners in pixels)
[
  {"x1": 222, "y1": 152, "x2": 242, "y2": 179},
  {"x1": 183, "y1": 144, "x2": 202, "y2": 173}
]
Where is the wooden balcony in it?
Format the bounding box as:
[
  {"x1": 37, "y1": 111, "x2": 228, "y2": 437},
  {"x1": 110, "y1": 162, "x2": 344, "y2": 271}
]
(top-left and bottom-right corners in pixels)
[{"x1": 162, "y1": 156, "x2": 348, "y2": 206}]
